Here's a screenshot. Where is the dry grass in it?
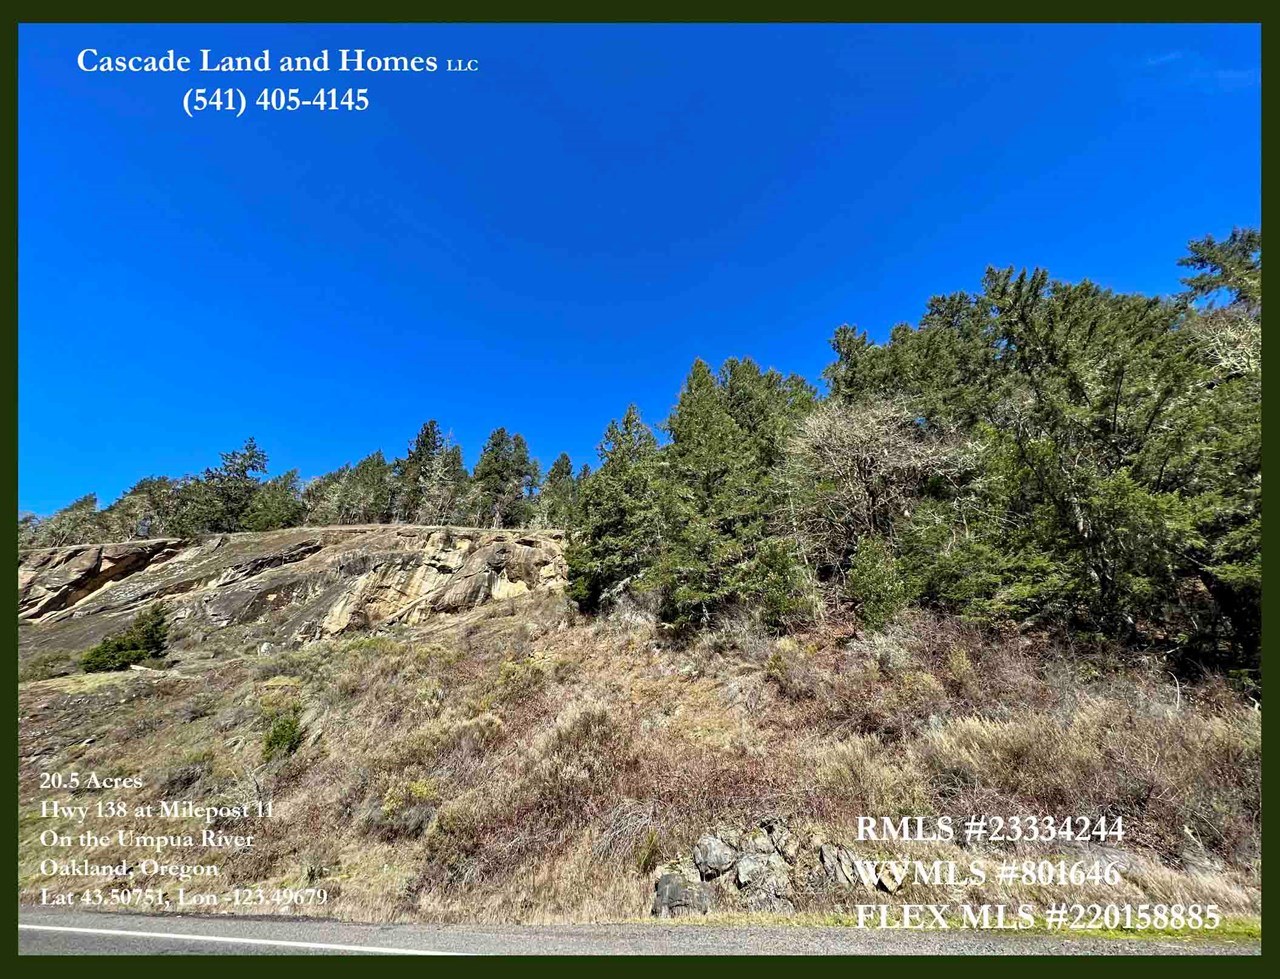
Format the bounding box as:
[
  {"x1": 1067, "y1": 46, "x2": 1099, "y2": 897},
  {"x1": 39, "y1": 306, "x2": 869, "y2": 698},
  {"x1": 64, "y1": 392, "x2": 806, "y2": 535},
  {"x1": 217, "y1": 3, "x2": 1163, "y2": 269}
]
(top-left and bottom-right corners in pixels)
[{"x1": 17, "y1": 598, "x2": 1261, "y2": 925}]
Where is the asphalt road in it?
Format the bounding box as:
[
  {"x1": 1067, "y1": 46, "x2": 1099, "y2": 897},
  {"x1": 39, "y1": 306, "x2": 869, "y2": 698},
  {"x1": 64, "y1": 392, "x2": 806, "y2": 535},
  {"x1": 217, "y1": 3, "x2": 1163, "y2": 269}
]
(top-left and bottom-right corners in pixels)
[{"x1": 17, "y1": 908, "x2": 1260, "y2": 955}]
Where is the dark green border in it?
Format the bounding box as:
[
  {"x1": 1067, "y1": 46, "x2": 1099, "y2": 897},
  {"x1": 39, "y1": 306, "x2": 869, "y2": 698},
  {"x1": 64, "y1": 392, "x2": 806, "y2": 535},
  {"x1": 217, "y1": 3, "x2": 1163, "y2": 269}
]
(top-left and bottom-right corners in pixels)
[{"x1": 6, "y1": 12, "x2": 1266, "y2": 975}]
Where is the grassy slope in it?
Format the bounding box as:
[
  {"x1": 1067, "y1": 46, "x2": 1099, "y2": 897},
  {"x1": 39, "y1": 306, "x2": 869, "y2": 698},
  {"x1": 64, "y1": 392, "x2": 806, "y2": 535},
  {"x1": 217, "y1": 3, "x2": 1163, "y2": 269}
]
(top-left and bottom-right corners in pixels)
[{"x1": 18, "y1": 593, "x2": 1261, "y2": 930}]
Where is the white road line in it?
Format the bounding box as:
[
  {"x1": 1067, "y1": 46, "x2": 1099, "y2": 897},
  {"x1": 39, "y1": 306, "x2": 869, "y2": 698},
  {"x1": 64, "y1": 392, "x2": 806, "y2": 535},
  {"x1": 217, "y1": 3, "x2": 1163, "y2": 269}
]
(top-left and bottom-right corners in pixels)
[{"x1": 18, "y1": 923, "x2": 465, "y2": 955}]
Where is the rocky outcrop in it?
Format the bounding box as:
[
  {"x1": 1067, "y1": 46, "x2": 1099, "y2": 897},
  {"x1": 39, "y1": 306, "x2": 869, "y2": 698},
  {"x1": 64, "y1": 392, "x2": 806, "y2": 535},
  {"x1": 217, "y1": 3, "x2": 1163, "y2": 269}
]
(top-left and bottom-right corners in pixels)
[
  {"x1": 18, "y1": 538, "x2": 185, "y2": 621},
  {"x1": 18, "y1": 525, "x2": 567, "y2": 657},
  {"x1": 652, "y1": 818, "x2": 922, "y2": 917},
  {"x1": 654, "y1": 817, "x2": 801, "y2": 916}
]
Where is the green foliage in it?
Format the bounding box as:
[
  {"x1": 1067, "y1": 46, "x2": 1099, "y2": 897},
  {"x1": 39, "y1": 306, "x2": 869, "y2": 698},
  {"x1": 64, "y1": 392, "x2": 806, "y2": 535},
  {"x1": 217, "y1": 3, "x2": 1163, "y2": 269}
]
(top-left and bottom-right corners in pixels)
[
  {"x1": 241, "y1": 470, "x2": 305, "y2": 531},
  {"x1": 821, "y1": 232, "x2": 1262, "y2": 669},
  {"x1": 634, "y1": 829, "x2": 661, "y2": 875},
  {"x1": 17, "y1": 513, "x2": 40, "y2": 549},
  {"x1": 469, "y1": 428, "x2": 540, "y2": 528},
  {"x1": 22, "y1": 228, "x2": 1261, "y2": 677},
  {"x1": 846, "y1": 538, "x2": 907, "y2": 631},
  {"x1": 174, "y1": 438, "x2": 270, "y2": 534},
  {"x1": 1178, "y1": 227, "x2": 1261, "y2": 309},
  {"x1": 81, "y1": 604, "x2": 170, "y2": 673},
  {"x1": 650, "y1": 358, "x2": 816, "y2": 628},
  {"x1": 263, "y1": 707, "x2": 304, "y2": 761},
  {"x1": 391, "y1": 421, "x2": 471, "y2": 524},
  {"x1": 27, "y1": 495, "x2": 110, "y2": 547},
  {"x1": 568, "y1": 405, "x2": 668, "y2": 611},
  {"x1": 536, "y1": 452, "x2": 578, "y2": 529},
  {"x1": 304, "y1": 451, "x2": 395, "y2": 525}
]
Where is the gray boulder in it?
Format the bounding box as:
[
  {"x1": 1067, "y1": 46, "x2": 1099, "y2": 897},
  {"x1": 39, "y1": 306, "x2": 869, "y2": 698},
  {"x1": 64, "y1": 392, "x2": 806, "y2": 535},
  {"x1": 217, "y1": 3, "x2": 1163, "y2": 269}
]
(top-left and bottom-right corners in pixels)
[
  {"x1": 692, "y1": 834, "x2": 737, "y2": 879},
  {"x1": 651, "y1": 873, "x2": 712, "y2": 917}
]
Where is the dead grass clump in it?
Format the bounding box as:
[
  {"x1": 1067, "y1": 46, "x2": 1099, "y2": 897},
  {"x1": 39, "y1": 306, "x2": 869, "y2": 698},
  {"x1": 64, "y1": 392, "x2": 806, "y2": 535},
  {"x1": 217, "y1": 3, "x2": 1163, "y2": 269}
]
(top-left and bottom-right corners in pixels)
[
  {"x1": 158, "y1": 749, "x2": 216, "y2": 796},
  {"x1": 765, "y1": 640, "x2": 820, "y2": 700},
  {"x1": 814, "y1": 734, "x2": 933, "y2": 816},
  {"x1": 915, "y1": 696, "x2": 1261, "y2": 861}
]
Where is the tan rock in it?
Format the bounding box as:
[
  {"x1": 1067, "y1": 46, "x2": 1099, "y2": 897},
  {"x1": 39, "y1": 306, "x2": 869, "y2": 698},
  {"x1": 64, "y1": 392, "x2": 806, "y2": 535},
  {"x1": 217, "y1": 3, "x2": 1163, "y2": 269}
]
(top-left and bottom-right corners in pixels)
[{"x1": 18, "y1": 525, "x2": 568, "y2": 657}]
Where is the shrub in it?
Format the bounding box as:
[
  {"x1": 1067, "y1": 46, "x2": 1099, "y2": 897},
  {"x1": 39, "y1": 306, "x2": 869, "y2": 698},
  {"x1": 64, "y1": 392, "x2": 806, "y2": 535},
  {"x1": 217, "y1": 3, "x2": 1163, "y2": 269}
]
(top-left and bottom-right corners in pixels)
[
  {"x1": 847, "y1": 539, "x2": 906, "y2": 630},
  {"x1": 765, "y1": 646, "x2": 817, "y2": 700},
  {"x1": 495, "y1": 656, "x2": 548, "y2": 702},
  {"x1": 526, "y1": 708, "x2": 635, "y2": 815},
  {"x1": 362, "y1": 778, "x2": 441, "y2": 841},
  {"x1": 81, "y1": 604, "x2": 169, "y2": 673},
  {"x1": 263, "y1": 709, "x2": 303, "y2": 761}
]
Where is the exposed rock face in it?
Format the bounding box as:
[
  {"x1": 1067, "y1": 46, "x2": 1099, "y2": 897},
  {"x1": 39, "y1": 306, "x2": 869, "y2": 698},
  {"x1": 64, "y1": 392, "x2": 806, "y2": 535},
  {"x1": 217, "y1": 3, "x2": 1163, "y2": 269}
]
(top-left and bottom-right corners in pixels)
[{"x1": 18, "y1": 525, "x2": 567, "y2": 657}]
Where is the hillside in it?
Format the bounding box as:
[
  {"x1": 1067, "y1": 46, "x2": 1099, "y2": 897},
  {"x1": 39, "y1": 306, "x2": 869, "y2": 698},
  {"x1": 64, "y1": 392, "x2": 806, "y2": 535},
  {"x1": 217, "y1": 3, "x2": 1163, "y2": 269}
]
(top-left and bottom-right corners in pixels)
[{"x1": 17, "y1": 529, "x2": 1260, "y2": 932}]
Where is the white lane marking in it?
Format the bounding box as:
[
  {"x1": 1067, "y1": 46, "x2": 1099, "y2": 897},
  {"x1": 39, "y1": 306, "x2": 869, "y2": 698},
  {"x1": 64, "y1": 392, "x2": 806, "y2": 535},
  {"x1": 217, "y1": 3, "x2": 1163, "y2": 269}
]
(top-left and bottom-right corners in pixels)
[{"x1": 18, "y1": 923, "x2": 464, "y2": 955}]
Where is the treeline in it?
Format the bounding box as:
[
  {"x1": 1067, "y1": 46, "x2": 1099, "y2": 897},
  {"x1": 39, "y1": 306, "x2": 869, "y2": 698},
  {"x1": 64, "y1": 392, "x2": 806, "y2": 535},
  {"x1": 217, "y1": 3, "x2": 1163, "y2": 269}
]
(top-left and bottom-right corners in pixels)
[
  {"x1": 20, "y1": 230, "x2": 1261, "y2": 671},
  {"x1": 568, "y1": 230, "x2": 1262, "y2": 672},
  {"x1": 18, "y1": 422, "x2": 584, "y2": 547}
]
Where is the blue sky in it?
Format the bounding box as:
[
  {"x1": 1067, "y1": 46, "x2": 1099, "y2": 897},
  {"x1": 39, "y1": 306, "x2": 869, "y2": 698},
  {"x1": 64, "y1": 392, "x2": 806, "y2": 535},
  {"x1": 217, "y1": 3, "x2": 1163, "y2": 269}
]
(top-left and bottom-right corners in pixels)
[{"x1": 19, "y1": 23, "x2": 1260, "y2": 515}]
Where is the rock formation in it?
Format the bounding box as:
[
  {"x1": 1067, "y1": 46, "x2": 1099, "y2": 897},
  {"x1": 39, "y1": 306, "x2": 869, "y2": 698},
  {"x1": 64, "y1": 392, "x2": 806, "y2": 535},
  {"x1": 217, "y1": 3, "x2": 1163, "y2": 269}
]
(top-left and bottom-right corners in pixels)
[{"x1": 18, "y1": 525, "x2": 567, "y2": 658}]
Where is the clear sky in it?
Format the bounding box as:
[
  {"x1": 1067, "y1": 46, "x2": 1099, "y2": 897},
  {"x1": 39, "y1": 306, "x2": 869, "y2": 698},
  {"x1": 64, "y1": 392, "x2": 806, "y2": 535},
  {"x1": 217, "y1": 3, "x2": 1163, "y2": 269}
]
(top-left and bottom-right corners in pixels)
[{"x1": 18, "y1": 23, "x2": 1260, "y2": 515}]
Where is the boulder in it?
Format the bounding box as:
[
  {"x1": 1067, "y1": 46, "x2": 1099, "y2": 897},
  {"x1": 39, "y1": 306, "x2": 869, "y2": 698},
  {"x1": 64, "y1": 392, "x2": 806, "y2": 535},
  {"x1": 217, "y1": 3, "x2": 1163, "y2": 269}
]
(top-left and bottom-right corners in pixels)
[
  {"x1": 692, "y1": 834, "x2": 737, "y2": 879},
  {"x1": 736, "y1": 853, "x2": 767, "y2": 888},
  {"x1": 651, "y1": 873, "x2": 712, "y2": 918},
  {"x1": 820, "y1": 843, "x2": 850, "y2": 885}
]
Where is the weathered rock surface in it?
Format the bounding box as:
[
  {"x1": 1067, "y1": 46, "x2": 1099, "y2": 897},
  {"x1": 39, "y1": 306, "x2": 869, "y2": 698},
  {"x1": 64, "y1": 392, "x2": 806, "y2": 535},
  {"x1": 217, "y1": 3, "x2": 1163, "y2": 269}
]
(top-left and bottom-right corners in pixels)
[
  {"x1": 692, "y1": 834, "x2": 737, "y2": 879},
  {"x1": 655, "y1": 818, "x2": 934, "y2": 916},
  {"x1": 651, "y1": 872, "x2": 713, "y2": 918},
  {"x1": 18, "y1": 525, "x2": 567, "y2": 657}
]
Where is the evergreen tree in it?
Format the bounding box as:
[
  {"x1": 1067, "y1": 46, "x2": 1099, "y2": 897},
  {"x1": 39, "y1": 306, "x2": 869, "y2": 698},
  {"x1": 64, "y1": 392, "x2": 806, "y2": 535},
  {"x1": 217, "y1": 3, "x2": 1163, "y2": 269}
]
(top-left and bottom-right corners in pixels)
[
  {"x1": 568, "y1": 406, "x2": 669, "y2": 611},
  {"x1": 346, "y1": 451, "x2": 395, "y2": 523},
  {"x1": 820, "y1": 235, "x2": 1263, "y2": 667},
  {"x1": 393, "y1": 420, "x2": 445, "y2": 522},
  {"x1": 470, "y1": 428, "x2": 539, "y2": 528},
  {"x1": 536, "y1": 452, "x2": 577, "y2": 529},
  {"x1": 242, "y1": 470, "x2": 306, "y2": 531},
  {"x1": 651, "y1": 359, "x2": 814, "y2": 627},
  {"x1": 169, "y1": 437, "x2": 269, "y2": 535}
]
